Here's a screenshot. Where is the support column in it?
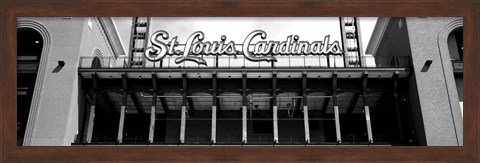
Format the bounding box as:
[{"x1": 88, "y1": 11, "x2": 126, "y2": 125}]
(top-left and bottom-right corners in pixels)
[
  {"x1": 334, "y1": 106, "x2": 341, "y2": 144},
  {"x1": 273, "y1": 106, "x2": 278, "y2": 144},
  {"x1": 242, "y1": 106, "x2": 247, "y2": 144},
  {"x1": 85, "y1": 74, "x2": 98, "y2": 143},
  {"x1": 211, "y1": 106, "x2": 217, "y2": 144},
  {"x1": 393, "y1": 71, "x2": 404, "y2": 142},
  {"x1": 117, "y1": 74, "x2": 127, "y2": 143},
  {"x1": 117, "y1": 106, "x2": 126, "y2": 143},
  {"x1": 272, "y1": 72, "x2": 278, "y2": 144},
  {"x1": 365, "y1": 106, "x2": 373, "y2": 143},
  {"x1": 211, "y1": 72, "x2": 217, "y2": 144},
  {"x1": 149, "y1": 73, "x2": 157, "y2": 143},
  {"x1": 180, "y1": 73, "x2": 187, "y2": 144},
  {"x1": 149, "y1": 106, "x2": 155, "y2": 143},
  {"x1": 303, "y1": 106, "x2": 310, "y2": 144},
  {"x1": 363, "y1": 71, "x2": 373, "y2": 143},
  {"x1": 242, "y1": 72, "x2": 247, "y2": 144},
  {"x1": 180, "y1": 106, "x2": 186, "y2": 144},
  {"x1": 333, "y1": 72, "x2": 342, "y2": 143},
  {"x1": 85, "y1": 106, "x2": 95, "y2": 143},
  {"x1": 302, "y1": 72, "x2": 310, "y2": 144}
]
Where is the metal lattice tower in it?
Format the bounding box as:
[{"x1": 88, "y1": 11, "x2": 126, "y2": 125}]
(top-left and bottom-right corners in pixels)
[
  {"x1": 340, "y1": 17, "x2": 364, "y2": 67},
  {"x1": 128, "y1": 17, "x2": 150, "y2": 68}
]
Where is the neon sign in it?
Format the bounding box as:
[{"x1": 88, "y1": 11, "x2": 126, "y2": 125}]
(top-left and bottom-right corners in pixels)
[{"x1": 145, "y1": 30, "x2": 342, "y2": 66}]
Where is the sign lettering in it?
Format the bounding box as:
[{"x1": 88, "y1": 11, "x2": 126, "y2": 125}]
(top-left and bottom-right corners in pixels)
[{"x1": 145, "y1": 30, "x2": 342, "y2": 66}]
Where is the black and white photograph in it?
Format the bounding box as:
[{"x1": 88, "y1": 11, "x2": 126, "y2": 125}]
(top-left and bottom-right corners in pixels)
[{"x1": 16, "y1": 17, "x2": 463, "y2": 147}]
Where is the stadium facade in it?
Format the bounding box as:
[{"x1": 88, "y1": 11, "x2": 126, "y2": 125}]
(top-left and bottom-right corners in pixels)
[{"x1": 16, "y1": 17, "x2": 463, "y2": 146}]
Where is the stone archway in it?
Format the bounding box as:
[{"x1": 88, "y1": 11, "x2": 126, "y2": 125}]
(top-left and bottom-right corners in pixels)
[{"x1": 17, "y1": 20, "x2": 51, "y2": 146}]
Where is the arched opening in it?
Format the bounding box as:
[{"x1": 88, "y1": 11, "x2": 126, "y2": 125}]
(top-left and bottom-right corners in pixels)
[
  {"x1": 91, "y1": 56, "x2": 102, "y2": 68},
  {"x1": 17, "y1": 28, "x2": 44, "y2": 146},
  {"x1": 448, "y1": 28, "x2": 464, "y2": 115},
  {"x1": 448, "y1": 28, "x2": 463, "y2": 61}
]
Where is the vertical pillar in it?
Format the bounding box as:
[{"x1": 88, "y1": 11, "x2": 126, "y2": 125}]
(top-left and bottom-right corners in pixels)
[
  {"x1": 363, "y1": 72, "x2": 373, "y2": 143},
  {"x1": 211, "y1": 72, "x2": 217, "y2": 144},
  {"x1": 365, "y1": 106, "x2": 373, "y2": 143},
  {"x1": 180, "y1": 73, "x2": 187, "y2": 144},
  {"x1": 118, "y1": 74, "x2": 127, "y2": 143},
  {"x1": 85, "y1": 74, "x2": 98, "y2": 143},
  {"x1": 393, "y1": 71, "x2": 404, "y2": 141},
  {"x1": 85, "y1": 106, "x2": 95, "y2": 143},
  {"x1": 334, "y1": 106, "x2": 341, "y2": 143},
  {"x1": 242, "y1": 106, "x2": 247, "y2": 144},
  {"x1": 333, "y1": 72, "x2": 342, "y2": 143},
  {"x1": 302, "y1": 72, "x2": 310, "y2": 143},
  {"x1": 180, "y1": 106, "x2": 186, "y2": 144},
  {"x1": 272, "y1": 72, "x2": 278, "y2": 144},
  {"x1": 273, "y1": 106, "x2": 278, "y2": 144},
  {"x1": 303, "y1": 106, "x2": 310, "y2": 144},
  {"x1": 149, "y1": 73, "x2": 157, "y2": 143},
  {"x1": 117, "y1": 106, "x2": 126, "y2": 143},
  {"x1": 242, "y1": 72, "x2": 247, "y2": 144},
  {"x1": 211, "y1": 106, "x2": 217, "y2": 144},
  {"x1": 149, "y1": 106, "x2": 155, "y2": 143},
  {"x1": 339, "y1": 17, "x2": 348, "y2": 67}
]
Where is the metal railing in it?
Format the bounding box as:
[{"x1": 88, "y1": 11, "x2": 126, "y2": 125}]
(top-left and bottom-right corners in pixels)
[{"x1": 79, "y1": 56, "x2": 412, "y2": 69}]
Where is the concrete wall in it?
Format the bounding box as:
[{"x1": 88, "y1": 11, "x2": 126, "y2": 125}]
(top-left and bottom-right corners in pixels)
[
  {"x1": 21, "y1": 17, "x2": 115, "y2": 146},
  {"x1": 404, "y1": 17, "x2": 463, "y2": 146},
  {"x1": 369, "y1": 17, "x2": 463, "y2": 146}
]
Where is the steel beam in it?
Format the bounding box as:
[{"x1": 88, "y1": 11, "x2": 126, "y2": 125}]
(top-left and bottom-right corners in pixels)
[
  {"x1": 303, "y1": 106, "x2": 310, "y2": 144},
  {"x1": 302, "y1": 72, "x2": 310, "y2": 143},
  {"x1": 393, "y1": 71, "x2": 404, "y2": 142},
  {"x1": 180, "y1": 106, "x2": 187, "y2": 144},
  {"x1": 362, "y1": 72, "x2": 373, "y2": 143},
  {"x1": 85, "y1": 106, "x2": 96, "y2": 143},
  {"x1": 242, "y1": 73, "x2": 248, "y2": 144},
  {"x1": 148, "y1": 73, "x2": 157, "y2": 143},
  {"x1": 339, "y1": 17, "x2": 348, "y2": 67},
  {"x1": 211, "y1": 73, "x2": 217, "y2": 144},
  {"x1": 182, "y1": 73, "x2": 187, "y2": 106},
  {"x1": 180, "y1": 73, "x2": 187, "y2": 144},
  {"x1": 272, "y1": 72, "x2": 278, "y2": 144},
  {"x1": 272, "y1": 72, "x2": 277, "y2": 105},
  {"x1": 242, "y1": 72, "x2": 247, "y2": 106},
  {"x1": 130, "y1": 93, "x2": 145, "y2": 114},
  {"x1": 348, "y1": 93, "x2": 360, "y2": 114},
  {"x1": 85, "y1": 74, "x2": 98, "y2": 143},
  {"x1": 365, "y1": 106, "x2": 373, "y2": 143},
  {"x1": 117, "y1": 106, "x2": 126, "y2": 143},
  {"x1": 159, "y1": 98, "x2": 169, "y2": 114},
  {"x1": 273, "y1": 106, "x2": 278, "y2": 144},
  {"x1": 333, "y1": 72, "x2": 342, "y2": 143},
  {"x1": 334, "y1": 106, "x2": 341, "y2": 144},
  {"x1": 242, "y1": 106, "x2": 247, "y2": 144},
  {"x1": 211, "y1": 106, "x2": 217, "y2": 144},
  {"x1": 302, "y1": 72, "x2": 307, "y2": 106},
  {"x1": 322, "y1": 97, "x2": 330, "y2": 113},
  {"x1": 79, "y1": 67, "x2": 409, "y2": 73},
  {"x1": 117, "y1": 74, "x2": 127, "y2": 143}
]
